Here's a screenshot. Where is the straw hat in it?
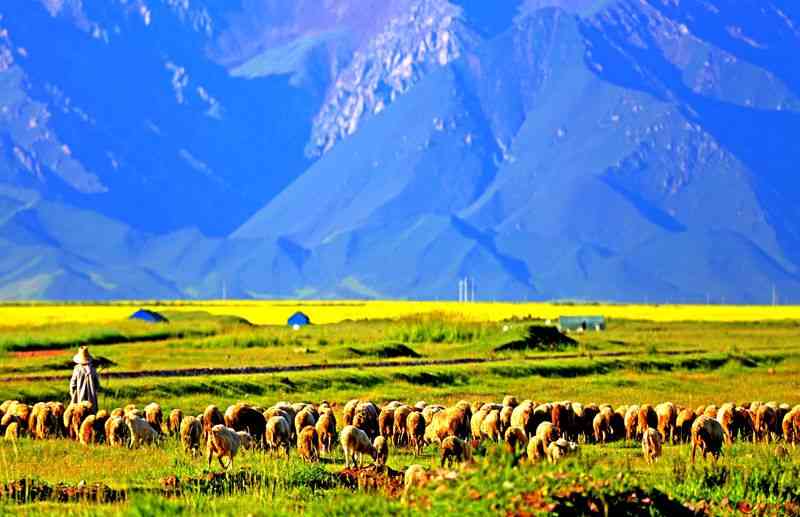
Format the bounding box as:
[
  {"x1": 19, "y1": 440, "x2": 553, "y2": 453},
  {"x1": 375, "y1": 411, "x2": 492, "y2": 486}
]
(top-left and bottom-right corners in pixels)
[{"x1": 73, "y1": 346, "x2": 93, "y2": 365}]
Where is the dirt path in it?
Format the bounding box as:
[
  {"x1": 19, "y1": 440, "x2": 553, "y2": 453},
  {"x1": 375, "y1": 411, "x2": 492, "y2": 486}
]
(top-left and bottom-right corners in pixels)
[{"x1": 0, "y1": 348, "x2": 713, "y2": 383}]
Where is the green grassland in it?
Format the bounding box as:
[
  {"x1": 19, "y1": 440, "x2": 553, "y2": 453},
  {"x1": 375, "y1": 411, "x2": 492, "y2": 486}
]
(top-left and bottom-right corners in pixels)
[{"x1": 0, "y1": 311, "x2": 799, "y2": 515}]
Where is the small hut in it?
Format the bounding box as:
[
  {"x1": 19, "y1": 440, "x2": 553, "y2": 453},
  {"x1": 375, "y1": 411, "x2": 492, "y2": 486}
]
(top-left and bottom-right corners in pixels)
[
  {"x1": 288, "y1": 311, "x2": 311, "y2": 328},
  {"x1": 129, "y1": 309, "x2": 169, "y2": 323}
]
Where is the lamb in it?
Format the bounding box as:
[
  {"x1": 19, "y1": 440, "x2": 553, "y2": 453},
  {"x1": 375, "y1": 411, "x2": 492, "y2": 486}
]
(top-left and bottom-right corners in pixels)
[
  {"x1": 374, "y1": 435, "x2": 388, "y2": 466},
  {"x1": 691, "y1": 415, "x2": 724, "y2": 463},
  {"x1": 340, "y1": 425, "x2": 377, "y2": 468},
  {"x1": 105, "y1": 416, "x2": 130, "y2": 447},
  {"x1": 297, "y1": 425, "x2": 320, "y2": 462},
  {"x1": 179, "y1": 416, "x2": 202, "y2": 456},
  {"x1": 126, "y1": 415, "x2": 160, "y2": 448},
  {"x1": 440, "y1": 436, "x2": 470, "y2": 467},
  {"x1": 167, "y1": 409, "x2": 184, "y2": 436},
  {"x1": 504, "y1": 426, "x2": 528, "y2": 455},
  {"x1": 547, "y1": 438, "x2": 578, "y2": 464},
  {"x1": 206, "y1": 424, "x2": 242, "y2": 470},
  {"x1": 407, "y1": 411, "x2": 426, "y2": 456},
  {"x1": 144, "y1": 402, "x2": 163, "y2": 435},
  {"x1": 266, "y1": 416, "x2": 292, "y2": 456},
  {"x1": 641, "y1": 427, "x2": 662, "y2": 464},
  {"x1": 315, "y1": 409, "x2": 337, "y2": 454}
]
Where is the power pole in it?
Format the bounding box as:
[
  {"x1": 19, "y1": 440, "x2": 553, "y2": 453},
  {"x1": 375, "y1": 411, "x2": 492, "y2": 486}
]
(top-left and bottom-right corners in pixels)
[{"x1": 772, "y1": 284, "x2": 778, "y2": 306}]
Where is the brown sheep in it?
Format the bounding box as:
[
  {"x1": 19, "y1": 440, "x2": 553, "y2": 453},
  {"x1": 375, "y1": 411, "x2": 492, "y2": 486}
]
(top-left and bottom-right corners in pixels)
[
  {"x1": 105, "y1": 416, "x2": 130, "y2": 447},
  {"x1": 374, "y1": 436, "x2": 389, "y2": 466},
  {"x1": 732, "y1": 407, "x2": 754, "y2": 443},
  {"x1": 580, "y1": 404, "x2": 600, "y2": 443},
  {"x1": 206, "y1": 424, "x2": 242, "y2": 470},
  {"x1": 609, "y1": 411, "x2": 625, "y2": 440},
  {"x1": 625, "y1": 405, "x2": 640, "y2": 441},
  {"x1": 637, "y1": 405, "x2": 657, "y2": 439},
  {"x1": 297, "y1": 425, "x2": 319, "y2": 462},
  {"x1": 504, "y1": 426, "x2": 528, "y2": 455},
  {"x1": 754, "y1": 404, "x2": 778, "y2": 443},
  {"x1": 144, "y1": 403, "x2": 163, "y2": 435},
  {"x1": 47, "y1": 402, "x2": 66, "y2": 437},
  {"x1": 642, "y1": 427, "x2": 662, "y2": 464},
  {"x1": 393, "y1": 405, "x2": 413, "y2": 446},
  {"x1": 440, "y1": 436, "x2": 470, "y2": 467},
  {"x1": 691, "y1": 415, "x2": 724, "y2": 463},
  {"x1": 551, "y1": 403, "x2": 573, "y2": 440},
  {"x1": 593, "y1": 408, "x2": 613, "y2": 443},
  {"x1": 67, "y1": 402, "x2": 94, "y2": 441},
  {"x1": 407, "y1": 411, "x2": 426, "y2": 456},
  {"x1": 343, "y1": 399, "x2": 360, "y2": 427},
  {"x1": 202, "y1": 405, "x2": 225, "y2": 441},
  {"x1": 315, "y1": 410, "x2": 337, "y2": 454},
  {"x1": 425, "y1": 404, "x2": 470, "y2": 444},
  {"x1": 180, "y1": 416, "x2": 202, "y2": 456},
  {"x1": 378, "y1": 407, "x2": 395, "y2": 441},
  {"x1": 676, "y1": 408, "x2": 696, "y2": 444},
  {"x1": 167, "y1": 409, "x2": 184, "y2": 436},
  {"x1": 703, "y1": 405, "x2": 718, "y2": 419},
  {"x1": 266, "y1": 416, "x2": 292, "y2": 456},
  {"x1": 656, "y1": 402, "x2": 677, "y2": 444},
  {"x1": 225, "y1": 403, "x2": 267, "y2": 447},
  {"x1": 29, "y1": 403, "x2": 56, "y2": 441}
]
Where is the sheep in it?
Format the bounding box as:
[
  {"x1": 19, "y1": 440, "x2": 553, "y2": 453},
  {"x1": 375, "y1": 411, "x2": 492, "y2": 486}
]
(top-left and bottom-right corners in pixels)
[
  {"x1": 378, "y1": 407, "x2": 395, "y2": 441},
  {"x1": 421, "y1": 405, "x2": 445, "y2": 426},
  {"x1": 144, "y1": 403, "x2": 163, "y2": 435},
  {"x1": 343, "y1": 399, "x2": 360, "y2": 427},
  {"x1": 624, "y1": 405, "x2": 640, "y2": 441},
  {"x1": 353, "y1": 401, "x2": 379, "y2": 440},
  {"x1": 236, "y1": 431, "x2": 255, "y2": 451},
  {"x1": 425, "y1": 405, "x2": 471, "y2": 444},
  {"x1": 504, "y1": 426, "x2": 528, "y2": 455},
  {"x1": 79, "y1": 415, "x2": 99, "y2": 445},
  {"x1": 547, "y1": 438, "x2": 578, "y2": 464},
  {"x1": 502, "y1": 395, "x2": 519, "y2": 408},
  {"x1": 65, "y1": 401, "x2": 93, "y2": 441},
  {"x1": 316, "y1": 409, "x2": 337, "y2": 454},
  {"x1": 703, "y1": 405, "x2": 718, "y2": 419},
  {"x1": 656, "y1": 402, "x2": 677, "y2": 444},
  {"x1": 206, "y1": 424, "x2": 242, "y2": 470},
  {"x1": 535, "y1": 421, "x2": 559, "y2": 450},
  {"x1": 47, "y1": 402, "x2": 66, "y2": 438},
  {"x1": 510, "y1": 401, "x2": 534, "y2": 436},
  {"x1": 393, "y1": 406, "x2": 413, "y2": 447},
  {"x1": 637, "y1": 405, "x2": 657, "y2": 440},
  {"x1": 676, "y1": 408, "x2": 696, "y2": 444},
  {"x1": 180, "y1": 416, "x2": 202, "y2": 456},
  {"x1": 415, "y1": 401, "x2": 427, "y2": 411},
  {"x1": 126, "y1": 415, "x2": 160, "y2": 448},
  {"x1": 404, "y1": 464, "x2": 428, "y2": 493},
  {"x1": 593, "y1": 408, "x2": 613, "y2": 443},
  {"x1": 580, "y1": 404, "x2": 600, "y2": 443},
  {"x1": 480, "y1": 409, "x2": 502, "y2": 442},
  {"x1": 266, "y1": 416, "x2": 292, "y2": 456},
  {"x1": 470, "y1": 406, "x2": 489, "y2": 441},
  {"x1": 167, "y1": 409, "x2": 184, "y2": 436},
  {"x1": 202, "y1": 405, "x2": 225, "y2": 441},
  {"x1": 4, "y1": 422, "x2": 19, "y2": 441},
  {"x1": 407, "y1": 411, "x2": 426, "y2": 456},
  {"x1": 691, "y1": 415, "x2": 724, "y2": 463},
  {"x1": 1, "y1": 402, "x2": 31, "y2": 436},
  {"x1": 340, "y1": 425, "x2": 377, "y2": 468},
  {"x1": 105, "y1": 416, "x2": 130, "y2": 447},
  {"x1": 374, "y1": 436, "x2": 388, "y2": 466},
  {"x1": 732, "y1": 407, "x2": 754, "y2": 443},
  {"x1": 551, "y1": 402, "x2": 573, "y2": 440},
  {"x1": 110, "y1": 408, "x2": 124, "y2": 418},
  {"x1": 782, "y1": 407, "x2": 799, "y2": 447},
  {"x1": 225, "y1": 403, "x2": 267, "y2": 448},
  {"x1": 440, "y1": 436, "x2": 470, "y2": 467},
  {"x1": 294, "y1": 407, "x2": 317, "y2": 440},
  {"x1": 527, "y1": 436, "x2": 546, "y2": 462},
  {"x1": 297, "y1": 425, "x2": 320, "y2": 462},
  {"x1": 754, "y1": 404, "x2": 778, "y2": 443},
  {"x1": 499, "y1": 405, "x2": 514, "y2": 437},
  {"x1": 716, "y1": 403, "x2": 735, "y2": 444},
  {"x1": 641, "y1": 427, "x2": 662, "y2": 464},
  {"x1": 29, "y1": 403, "x2": 57, "y2": 441}
]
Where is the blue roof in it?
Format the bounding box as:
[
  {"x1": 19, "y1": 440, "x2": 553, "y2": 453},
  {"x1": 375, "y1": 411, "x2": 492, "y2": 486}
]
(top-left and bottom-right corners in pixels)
[
  {"x1": 288, "y1": 311, "x2": 311, "y2": 326},
  {"x1": 129, "y1": 309, "x2": 169, "y2": 323}
]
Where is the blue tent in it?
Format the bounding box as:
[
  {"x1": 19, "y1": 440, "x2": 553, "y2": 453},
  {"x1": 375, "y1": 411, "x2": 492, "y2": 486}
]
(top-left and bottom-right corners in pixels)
[
  {"x1": 129, "y1": 309, "x2": 169, "y2": 323},
  {"x1": 288, "y1": 311, "x2": 311, "y2": 327}
]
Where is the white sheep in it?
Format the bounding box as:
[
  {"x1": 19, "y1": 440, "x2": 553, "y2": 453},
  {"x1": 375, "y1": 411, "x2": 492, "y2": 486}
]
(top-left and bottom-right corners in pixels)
[
  {"x1": 207, "y1": 424, "x2": 242, "y2": 470},
  {"x1": 126, "y1": 416, "x2": 159, "y2": 448},
  {"x1": 340, "y1": 425, "x2": 376, "y2": 468}
]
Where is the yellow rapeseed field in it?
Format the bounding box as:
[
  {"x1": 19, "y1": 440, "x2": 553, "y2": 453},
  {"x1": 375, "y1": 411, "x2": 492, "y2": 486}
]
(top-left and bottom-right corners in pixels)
[{"x1": 0, "y1": 300, "x2": 800, "y2": 327}]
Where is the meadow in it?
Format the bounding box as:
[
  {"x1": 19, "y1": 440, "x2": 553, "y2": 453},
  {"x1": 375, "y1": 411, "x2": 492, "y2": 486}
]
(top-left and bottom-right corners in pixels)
[{"x1": 0, "y1": 302, "x2": 798, "y2": 515}]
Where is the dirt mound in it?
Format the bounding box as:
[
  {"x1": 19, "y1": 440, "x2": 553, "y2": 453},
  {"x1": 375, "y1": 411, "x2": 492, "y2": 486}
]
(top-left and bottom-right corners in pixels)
[
  {"x1": 495, "y1": 326, "x2": 578, "y2": 353},
  {"x1": 161, "y1": 469, "x2": 265, "y2": 496},
  {"x1": 0, "y1": 479, "x2": 127, "y2": 504},
  {"x1": 346, "y1": 343, "x2": 422, "y2": 359},
  {"x1": 337, "y1": 464, "x2": 405, "y2": 497}
]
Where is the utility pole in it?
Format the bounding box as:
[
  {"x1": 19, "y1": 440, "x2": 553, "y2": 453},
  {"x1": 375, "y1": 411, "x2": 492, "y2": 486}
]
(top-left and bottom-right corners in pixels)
[{"x1": 772, "y1": 284, "x2": 778, "y2": 306}]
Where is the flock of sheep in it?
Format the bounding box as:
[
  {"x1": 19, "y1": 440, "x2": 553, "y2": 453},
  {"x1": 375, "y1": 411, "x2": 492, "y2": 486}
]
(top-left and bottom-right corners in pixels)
[{"x1": 1, "y1": 396, "x2": 798, "y2": 485}]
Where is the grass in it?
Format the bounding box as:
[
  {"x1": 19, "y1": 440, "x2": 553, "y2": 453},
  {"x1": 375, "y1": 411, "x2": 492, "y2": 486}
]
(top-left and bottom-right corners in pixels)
[{"x1": 0, "y1": 304, "x2": 799, "y2": 515}]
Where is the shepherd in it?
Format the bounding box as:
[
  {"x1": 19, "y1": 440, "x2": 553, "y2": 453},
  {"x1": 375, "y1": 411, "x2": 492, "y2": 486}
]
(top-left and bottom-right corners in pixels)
[{"x1": 70, "y1": 346, "x2": 100, "y2": 409}]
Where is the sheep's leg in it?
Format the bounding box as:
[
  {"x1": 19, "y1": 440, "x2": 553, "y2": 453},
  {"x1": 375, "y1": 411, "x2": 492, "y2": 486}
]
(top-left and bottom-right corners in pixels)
[{"x1": 691, "y1": 442, "x2": 697, "y2": 464}]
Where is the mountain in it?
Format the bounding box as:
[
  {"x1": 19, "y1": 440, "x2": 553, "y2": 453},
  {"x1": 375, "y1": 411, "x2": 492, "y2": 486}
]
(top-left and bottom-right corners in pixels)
[{"x1": 0, "y1": 0, "x2": 799, "y2": 302}]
